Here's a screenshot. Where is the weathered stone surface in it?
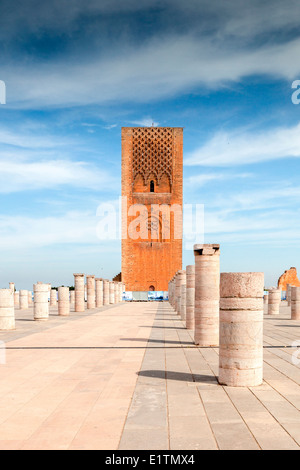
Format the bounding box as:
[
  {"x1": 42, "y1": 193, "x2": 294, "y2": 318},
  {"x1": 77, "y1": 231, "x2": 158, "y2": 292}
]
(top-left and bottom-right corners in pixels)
[
  {"x1": 103, "y1": 279, "x2": 110, "y2": 305},
  {"x1": 50, "y1": 289, "x2": 57, "y2": 307},
  {"x1": 186, "y1": 265, "x2": 195, "y2": 330},
  {"x1": 219, "y1": 272, "x2": 264, "y2": 387},
  {"x1": 33, "y1": 283, "x2": 49, "y2": 321},
  {"x1": 95, "y1": 278, "x2": 103, "y2": 307},
  {"x1": 58, "y1": 286, "x2": 70, "y2": 316},
  {"x1": 194, "y1": 244, "x2": 220, "y2": 347},
  {"x1": 0, "y1": 289, "x2": 15, "y2": 330},
  {"x1": 291, "y1": 286, "x2": 300, "y2": 320},
  {"x1": 86, "y1": 275, "x2": 96, "y2": 309},
  {"x1": 73, "y1": 273, "x2": 85, "y2": 312},
  {"x1": 268, "y1": 289, "x2": 281, "y2": 315},
  {"x1": 278, "y1": 267, "x2": 300, "y2": 291},
  {"x1": 19, "y1": 290, "x2": 28, "y2": 310}
]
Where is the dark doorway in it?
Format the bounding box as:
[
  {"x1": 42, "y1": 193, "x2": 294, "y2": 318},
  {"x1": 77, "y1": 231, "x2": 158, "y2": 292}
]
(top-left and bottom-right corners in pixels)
[{"x1": 150, "y1": 180, "x2": 155, "y2": 192}]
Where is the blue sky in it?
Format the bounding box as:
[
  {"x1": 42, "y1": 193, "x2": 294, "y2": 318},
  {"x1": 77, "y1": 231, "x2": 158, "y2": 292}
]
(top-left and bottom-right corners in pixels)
[{"x1": 0, "y1": 0, "x2": 300, "y2": 289}]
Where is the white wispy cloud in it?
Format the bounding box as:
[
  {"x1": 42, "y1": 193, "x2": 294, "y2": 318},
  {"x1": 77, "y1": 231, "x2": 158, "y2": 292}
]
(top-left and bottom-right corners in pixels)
[
  {"x1": 0, "y1": 158, "x2": 115, "y2": 192},
  {"x1": 185, "y1": 122, "x2": 300, "y2": 166},
  {"x1": 186, "y1": 172, "x2": 252, "y2": 186},
  {"x1": 3, "y1": 32, "x2": 300, "y2": 109},
  {"x1": 0, "y1": 211, "x2": 98, "y2": 249}
]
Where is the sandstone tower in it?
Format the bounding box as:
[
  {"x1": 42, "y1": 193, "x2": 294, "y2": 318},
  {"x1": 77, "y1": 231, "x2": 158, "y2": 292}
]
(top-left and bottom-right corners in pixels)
[{"x1": 121, "y1": 127, "x2": 183, "y2": 292}]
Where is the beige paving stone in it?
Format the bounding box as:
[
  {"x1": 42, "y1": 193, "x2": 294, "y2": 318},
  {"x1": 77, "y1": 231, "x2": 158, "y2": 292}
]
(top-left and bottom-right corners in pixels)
[{"x1": 0, "y1": 301, "x2": 298, "y2": 450}]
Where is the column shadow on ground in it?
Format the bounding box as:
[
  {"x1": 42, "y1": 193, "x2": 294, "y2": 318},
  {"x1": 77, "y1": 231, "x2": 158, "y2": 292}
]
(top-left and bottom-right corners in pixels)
[
  {"x1": 120, "y1": 338, "x2": 194, "y2": 345},
  {"x1": 137, "y1": 369, "x2": 218, "y2": 383},
  {"x1": 139, "y1": 326, "x2": 187, "y2": 330}
]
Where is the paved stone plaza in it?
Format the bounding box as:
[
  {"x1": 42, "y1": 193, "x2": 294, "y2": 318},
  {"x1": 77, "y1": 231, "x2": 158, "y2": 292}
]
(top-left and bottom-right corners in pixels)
[{"x1": 0, "y1": 301, "x2": 299, "y2": 450}]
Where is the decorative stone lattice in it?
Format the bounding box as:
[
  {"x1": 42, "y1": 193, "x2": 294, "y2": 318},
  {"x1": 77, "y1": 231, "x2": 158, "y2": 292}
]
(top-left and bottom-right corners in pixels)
[{"x1": 132, "y1": 127, "x2": 173, "y2": 186}]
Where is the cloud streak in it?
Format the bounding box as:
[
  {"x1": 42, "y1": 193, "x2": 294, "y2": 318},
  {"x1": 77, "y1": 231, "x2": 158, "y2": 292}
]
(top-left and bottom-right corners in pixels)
[
  {"x1": 2, "y1": 33, "x2": 300, "y2": 109},
  {"x1": 185, "y1": 122, "x2": 300, "y2": 167},
  {"x1": 0, "y1": 158, "x2": 115, "y2": 193}
]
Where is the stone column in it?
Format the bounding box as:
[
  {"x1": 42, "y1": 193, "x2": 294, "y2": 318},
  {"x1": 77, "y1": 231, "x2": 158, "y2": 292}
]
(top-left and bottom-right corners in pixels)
[
  {"x1": 263, "y1": 294, "x2": 268, "y2": 305},
  {"x1": 103, "y1": 280, "x2": 110, "y2": 305},
  {"x1": 119, "y1": 282, "x2": 123, "y2": 302},
  {"x1": 74, "y1": 273, "x2": 85, "y2": 312},
  {"x1": 58, "y1": 286, "x2": 70, "y2": 316},
  {"x1": 174, "y1": 272, "x2": 180, "y2": 313},
  {"x1": 109, "y1": 281, "x2": 115, "y2": 304},
  {"x1": 114, "y1": 282, "x2": 119, "y2": 303},
  {"x1": 14, "y1": 291, "x2": 19, "y2": 308},
  {"x1": 86, "y1": 275, "x2": 96, "y2": 309},
  {"x1": 218, "y1": 272, "x2": 264, "y2": 387},
  {"x1": 70, "y1": 290, "x2": 75, "y2": 307},
  {"x1": 95, "y1": 278, "x2": 103, "y2": 307},
  {"x1": 186, "y1": 265, "x2": 195, "y2": 330},
  {"x1": 0, "y1": 289, "x2": 15, "y2": 330},
  {"x1": 175, "y1": 271, "x2": 185, "y2": 316},
  {"x1": 19, "y1": 290, "x2": 29, "y2": 309},
  {"x1": 170, "y1": 277, "x2": 176, "y2": 308},
  {"x1": 28, "y1": 291, "x2": 33, "y2": 305},
  {"x1": 33, "y1": 283, "x2": 49, "y2": 321},
  {"x1": 287, "y1": 284, "x2": 292, "y2": 306},
  {"x1": 194, "y1": 244, "x2": 220, "y2": 347},
  {"x1": 180, "y1": 271, "x2": 186, "y2": 322},
  {"x1": 291, "y1": 286, "x2": 300, "y2": 320},
  {"x1": 268, "y1": 289, "x2": 281, "y2": 315},
  {"x1": 50, "y1": 289, "x2": 57, "y2": 307},
  {"x1": 9, "y1": 282, "x2": 15, "y2": 293}
]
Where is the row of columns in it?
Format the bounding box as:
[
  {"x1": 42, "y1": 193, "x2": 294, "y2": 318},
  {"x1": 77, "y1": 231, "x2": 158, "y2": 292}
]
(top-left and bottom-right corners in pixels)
[
  {"x1": 73, "y1": 274, "x2": 124, "y2": 312},
  {"x1": 169, "y1": 244, "x2": 264, "y2": 387},
  {"x1": 263, "y1": 285, "x2": 300, "y2": 319},
  {"x1": 0, "y1": 277, "x2": 125, "y2": 329}
]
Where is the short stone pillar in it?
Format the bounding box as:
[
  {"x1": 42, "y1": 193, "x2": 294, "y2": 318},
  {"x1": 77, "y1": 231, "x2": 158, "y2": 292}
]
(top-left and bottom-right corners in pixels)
[
  {"x1": 70, "y1": 290, "x2": 75, "y2": 306},
  {"x1": 268, "y1": 289, "x2": 281, "y2": 315},
  {"x1": 86, "y1": 275, "x2": 96, "y2": 309},
  {"x1": 218, "y1": 272, "x2": 264, "y2": 387},
  {"x1": 74, "y1": 273, "x2": 85, "y2": 312},
  {"x1": 103, "y1": 280, "x2": 110, "y2": 305},
  {"x1": 263, "y1": 294, "x2": 268, "y2": 305},
  {"x1": 58, "y1": 286, "x2": 70, "y2": 316},
  {"x1": 33, "y1": 283, "x2": 49, "y2": 321},
  {"x1": 180, "y1": 271, "x2": 186, "y2": 322},
  {"x1": 170, "y1": 277, "x2": 176, "y2": 308},
  {"x1": 50, "y1": 289, "x2": 57, "y2": 307},
  {"x1": 175, "y1": 271, "x2": 185, "y2": 316},
  {"x1": 28, "y1": 291, "x2": 33, "y2": 305},
  {"x1": 174, "y1": 272, "x2": 180, "y2": 314},
  {"x1": 194, "y1": 244, "x2": 220, "y2": 347},
  {"x1": 19, "y1": 290, "x2": 29, "y2": 309},
  {"x1": 9, "y1": 282, "x2": 15, "y2": 292},
  {"x1": 14, "y1": 291, "x2": 19, "y2": 308},
  {"x1": 287, "y1": 284, "x2": 292, "y2": 306},
  {"x1": 118, "y1": 282, "x2": 123, "y2": 302},
  {"x1": 109, "y1": 281, "x2": 115, "y2": 304},
  {"x1": 291, "y1": 286, "x2": 300, "y2": 320},
  {"x1": 95, "y1": 278, "x2": 103, "y2": 307},
  {"x1": 186, "y1": 265, "x2": 195, "y2": 330},
  {"x1": 0, "y1": 289, "x2": 15, "y2": 330},
  {"x1": 114, "y1": 282, "x2": 119, "y2": 303}
]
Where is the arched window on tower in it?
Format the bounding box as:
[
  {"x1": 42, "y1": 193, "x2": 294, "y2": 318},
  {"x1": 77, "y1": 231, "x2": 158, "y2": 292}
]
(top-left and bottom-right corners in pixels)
[{"x1": 150, "y1": 180, "x2": 155, "y2": 192}]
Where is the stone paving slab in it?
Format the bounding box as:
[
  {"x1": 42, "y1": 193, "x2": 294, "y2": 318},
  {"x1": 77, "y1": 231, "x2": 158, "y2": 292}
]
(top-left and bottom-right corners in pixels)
[{"x1": 0, "y1": 300, "x2": 299, "y2": 450}]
